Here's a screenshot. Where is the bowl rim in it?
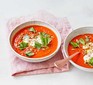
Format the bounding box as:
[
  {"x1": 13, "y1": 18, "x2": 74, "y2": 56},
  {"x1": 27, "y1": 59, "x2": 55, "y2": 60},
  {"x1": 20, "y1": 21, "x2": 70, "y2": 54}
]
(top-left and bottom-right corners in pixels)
[
  {"x1": 9, "y1": 20, "x2": 61, "y2": 62},
  {"x1": 63, "y1": 26, "x2": 93, "y2": 71}
]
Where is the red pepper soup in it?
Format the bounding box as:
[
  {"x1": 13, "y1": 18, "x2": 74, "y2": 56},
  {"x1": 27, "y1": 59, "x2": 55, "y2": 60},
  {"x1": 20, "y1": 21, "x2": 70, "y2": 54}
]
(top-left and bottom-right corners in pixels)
[
  {"x1": 68, "y1": 34, "x2": 93, "y2": 68},
  {"x1": 12, "y1": 25, "x2": 58, "y2": 58}
]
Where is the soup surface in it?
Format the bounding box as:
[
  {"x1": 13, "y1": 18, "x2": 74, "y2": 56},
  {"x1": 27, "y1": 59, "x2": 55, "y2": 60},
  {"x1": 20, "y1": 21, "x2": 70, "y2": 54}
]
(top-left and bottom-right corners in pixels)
[
  {"x1": 68, "y1": 34, "x2": 93, "y2": 68},
  {"x1": 12, "y1": 25, "x2": 58, "y2": 58}
]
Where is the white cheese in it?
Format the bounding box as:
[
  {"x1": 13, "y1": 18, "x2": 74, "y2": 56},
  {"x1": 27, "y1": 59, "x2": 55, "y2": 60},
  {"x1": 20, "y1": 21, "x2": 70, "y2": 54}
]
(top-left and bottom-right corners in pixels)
[
  {"x1": 29, "y1": 39, "x2": 36, "y2": 47},
  {"x1": 84, "y1": 53, "x2": 93, "y2": 63},
  {"x1": 23, "y1": 35, "x2": 30, "y2": 43},
  {"x1": 29, "y1": 35, "x2": 43, "y2": 47},
  {"x1": 87, "y1": 49, "x2": 93, "y2": 54},
  {"x1": 84, "y1": 55, "x2": 91, "y2": 62},
  {"x1": 83, "y1": 42, "x2": 93, "y2": 49},
  {"x1": 83, "y1": 45, "x2": 88, "y2": 49},
  {"x1": 83, "y1": 42, "x2": 93, "y2": 63}
]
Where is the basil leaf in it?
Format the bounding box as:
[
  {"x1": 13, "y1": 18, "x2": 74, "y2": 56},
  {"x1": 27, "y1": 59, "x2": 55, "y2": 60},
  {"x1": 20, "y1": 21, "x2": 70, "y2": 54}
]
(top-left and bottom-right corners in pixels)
[
  {"x1": 44, "y1": 37, "x2": 48, "y2": 46},
  {"x1": 79, "y1": 38, "x2": 85, "y2": 45},
  {"x1": 70, "y1": 41, "x2": 79, "y2": 48},
  {"x1": 40, "y1": 32, "x2": 50, "y2": 37},
  {"x1": 40, "y1": 33, "x2": 45, "y2": 45},
  {"x1": 29, "y1": 27, "x2": 36, "y2": 33},
  {"x1": 40, "y1": 32, "x2": 52, "y2": 47},
  {"x1": 25, "y1": 51, "x2": 34, "y2": 57},
  {"x1": 89, "y1": 57, "x2": 93, "y2": 66},
  {"x1": 40, "y1": 32, "x2": 46, "y2": 36},
  {"x1": 19, "y1": 42, "x2": 28, "y2": 50},
  {"x1": 35, "y1": 41, "x2": 41, "y2": 49}
]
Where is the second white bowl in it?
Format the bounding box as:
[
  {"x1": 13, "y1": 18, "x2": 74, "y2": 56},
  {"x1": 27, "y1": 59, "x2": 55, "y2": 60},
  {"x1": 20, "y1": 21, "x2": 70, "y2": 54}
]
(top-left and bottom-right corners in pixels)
[{"x1": 63, "y1": 27, "x2": 93, "y2": 72}]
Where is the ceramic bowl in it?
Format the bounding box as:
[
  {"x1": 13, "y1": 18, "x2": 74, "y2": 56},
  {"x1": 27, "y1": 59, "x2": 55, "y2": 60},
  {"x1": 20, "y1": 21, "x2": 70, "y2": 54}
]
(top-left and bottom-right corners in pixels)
[
  {"x1": 9, "y1": 21, "x2": 61, "y2": 62},
  {"x1": 63, "y1": 27, "x2": 93, "y2": 72}
]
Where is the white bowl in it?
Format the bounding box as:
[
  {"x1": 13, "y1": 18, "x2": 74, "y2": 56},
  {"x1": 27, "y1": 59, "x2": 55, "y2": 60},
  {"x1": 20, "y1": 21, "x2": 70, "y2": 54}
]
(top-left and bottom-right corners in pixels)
[
  {"x1": 63, "y1": 27, "x2": 93, "y2": 72},
  {"x1": 9, "y1": 21, "x2": 61, "y2": 62}
]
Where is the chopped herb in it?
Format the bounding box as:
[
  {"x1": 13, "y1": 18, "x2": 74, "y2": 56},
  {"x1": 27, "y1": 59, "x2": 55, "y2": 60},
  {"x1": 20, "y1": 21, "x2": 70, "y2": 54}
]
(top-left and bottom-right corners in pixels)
[
  {"x1": 40, "y1": 32, "x2": 46, "y2": 36},
  {"x1": 44, "y1": 37, "x2": 48, "y2": 46},
  {"x1": 89, "y1": 57, "x2": 93, "y2": 66},
  {"x1": 29, "y1": 27, "x2": 36, "y2": 33},
  {"x1": 79, "y1": 38, "x2": 85, "y2": 45},
  {"x1": 35, "y1": 41, "x2": 41, "y2": 49},
  {"x1": 48, "y1": 37, "x2": 52, "y2": 43},
  {"x1": 70, "y1": 41, "x2": 79, "y2": 48},
  {"x1": 85, "y1": 36, "x2": 90, "y2": 43},
  {"x1": 19, "y1": 42, "x2": 28, "y2": 50},
  {"x1": 25, "y1": 51, "x2": 34, "y2": 57},
  {"x1": 40, "y1": 32, "x2": 52, "y2": 47},
  {"x1": 40, "y1": 32, "x2": 51, "y2": 37},
  {"x1": 40, "y1": 33, "x2": 45, "y2": 45}
]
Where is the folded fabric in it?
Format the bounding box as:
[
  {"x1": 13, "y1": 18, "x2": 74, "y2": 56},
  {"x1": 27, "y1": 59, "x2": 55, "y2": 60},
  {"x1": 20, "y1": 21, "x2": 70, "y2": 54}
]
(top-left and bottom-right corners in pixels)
[{"x1": 7, "y1": 10, "x2": 72, "y2": 76}]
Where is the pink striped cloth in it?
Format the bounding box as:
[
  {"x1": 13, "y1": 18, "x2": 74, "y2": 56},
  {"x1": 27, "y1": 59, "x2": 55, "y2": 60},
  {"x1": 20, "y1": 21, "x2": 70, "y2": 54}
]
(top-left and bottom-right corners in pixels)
[{"x1": 7, "y1": 11, "x2": 72, "y2": 76}]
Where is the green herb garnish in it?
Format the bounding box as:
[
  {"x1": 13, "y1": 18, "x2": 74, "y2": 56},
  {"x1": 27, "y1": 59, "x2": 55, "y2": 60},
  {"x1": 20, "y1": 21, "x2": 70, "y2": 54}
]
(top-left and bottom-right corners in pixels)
[
  {"x1": 48, "y1": 37, "x2": 52, "y2": 44},
  {"x1": 39, "y1": 32, "x2": 46, "y2": 36},
  {"x1": 29, "y1": 27, "x2": 36, "y2": 33},
  {"x1": 40, "y1": 33, "x2": 45, "y2": 45},
  {"x1": 44, "y1": 36, "x2": 49, "y2": 46},
  {"x1": 79, "y1": 38, "x2": 85, "y2": 45},
  {"x1": 89, "y1": 57, "x2": 93, "y2": 66},
  {"x1": 19, "y1": 42, "x2": 28, "y2": 50},
  {"x1": 40, "y1": 32, "x2": 52, "y2": 47},
  {"x1": 70, "y1": 42, "x2": 79, "y2": 48},
  {"x1": 25, "y1": 51, "x2": 34, "y2": 57},
  {"x1": 35, "y1": 41, "x2": 42, "y2": 49}
]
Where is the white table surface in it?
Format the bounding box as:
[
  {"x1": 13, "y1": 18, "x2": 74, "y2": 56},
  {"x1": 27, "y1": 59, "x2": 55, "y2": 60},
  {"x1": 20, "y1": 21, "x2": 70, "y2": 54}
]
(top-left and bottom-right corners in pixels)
[{"x1": 0, "y1": 0, "x2": 93, "y2": 85}]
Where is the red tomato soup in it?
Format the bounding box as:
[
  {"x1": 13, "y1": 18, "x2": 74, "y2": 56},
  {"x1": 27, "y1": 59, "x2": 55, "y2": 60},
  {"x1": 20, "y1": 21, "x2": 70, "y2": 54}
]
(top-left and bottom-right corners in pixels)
[
  {"x1": 68, "y1": 34, "x2": 93, "y2": 68},
  {"x1": 12, "y1": 25, "x2": 58, "y2": 58}
]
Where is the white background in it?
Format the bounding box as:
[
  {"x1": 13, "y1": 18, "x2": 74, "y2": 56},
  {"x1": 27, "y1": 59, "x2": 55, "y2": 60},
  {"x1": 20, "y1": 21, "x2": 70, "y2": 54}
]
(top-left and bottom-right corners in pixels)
[{"x1": 0, "y1": 0, "x2": 93, "y2": 85}]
